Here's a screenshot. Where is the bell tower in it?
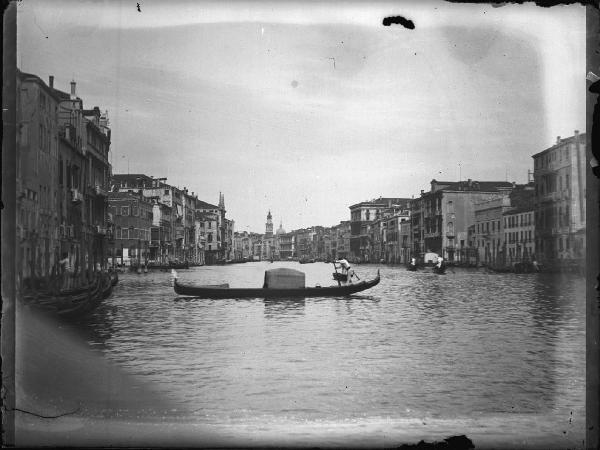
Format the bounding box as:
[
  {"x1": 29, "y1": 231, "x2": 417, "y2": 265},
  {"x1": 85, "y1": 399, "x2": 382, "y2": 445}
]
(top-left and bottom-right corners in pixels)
[{"x1": 265, "y1": 210, "x2": 273, "y2": 237}]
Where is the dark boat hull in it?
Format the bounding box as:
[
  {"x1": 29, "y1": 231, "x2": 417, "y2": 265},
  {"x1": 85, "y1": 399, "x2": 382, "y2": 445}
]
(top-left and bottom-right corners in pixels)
[
  {"x1": 175, "y1": 271, "x2": 380, "y2": 299},
  {"x1": 24, "y1": 273, "x2": 114, "y2": 319}
]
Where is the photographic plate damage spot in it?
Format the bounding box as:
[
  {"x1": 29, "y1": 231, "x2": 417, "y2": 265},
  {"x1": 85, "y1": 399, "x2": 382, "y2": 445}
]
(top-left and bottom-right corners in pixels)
[{"x1": 382, "y1": 16, "x2": 415, "y2": 29}]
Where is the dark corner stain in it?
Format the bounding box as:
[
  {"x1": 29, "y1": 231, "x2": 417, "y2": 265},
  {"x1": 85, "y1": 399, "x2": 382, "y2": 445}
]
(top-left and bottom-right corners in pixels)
[
  {"x1": 382, "y1": 16, "x2": 415, "y2": 29},
  {"x1": 393, "y1": 435, "x2": 475, "y2": 450},
  {"x1": 444, "y1": 0, "x2": 596, "y2": 7},
  {"x1": 137, "y1": 2, "x2": 141, "y2": 12}
]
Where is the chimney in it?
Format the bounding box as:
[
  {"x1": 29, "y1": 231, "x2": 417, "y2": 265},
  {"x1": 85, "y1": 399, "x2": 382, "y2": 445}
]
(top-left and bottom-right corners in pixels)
[
  {"x1": 70, "y1": 80, "x2": 76, "y2": 100},
  {"x1": 49, "y1": 75, "x2": 54, "y2": 88},
  {"x1": 467, "y1": 178, "x2": 472, "y2": 187},
  {"x1": 556, "y1": 136, "x2": 561, "y2": 144}
]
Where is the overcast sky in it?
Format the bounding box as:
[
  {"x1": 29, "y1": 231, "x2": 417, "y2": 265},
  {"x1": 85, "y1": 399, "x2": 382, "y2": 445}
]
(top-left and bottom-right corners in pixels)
[{"x1": 17, "y1": 1, "x2": 585, "y2": 232}]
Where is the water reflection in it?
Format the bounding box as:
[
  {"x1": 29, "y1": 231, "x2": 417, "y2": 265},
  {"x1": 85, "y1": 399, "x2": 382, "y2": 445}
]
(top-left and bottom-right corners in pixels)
[{"x1": 263, "y1": 298, "x2": 305, "y2": 318}]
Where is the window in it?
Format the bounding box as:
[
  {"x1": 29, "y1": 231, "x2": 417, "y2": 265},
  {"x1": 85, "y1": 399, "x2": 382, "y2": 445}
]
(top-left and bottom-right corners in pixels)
[
  {"x1": 133, "y1": 206, "x2": 139, "y2": 217},
  {"x1": 164, "y1": 189, "x2": 170, "y2": 195},
  {"x1": 122, "y1": 206, "x2": 129, "y2": 216}
]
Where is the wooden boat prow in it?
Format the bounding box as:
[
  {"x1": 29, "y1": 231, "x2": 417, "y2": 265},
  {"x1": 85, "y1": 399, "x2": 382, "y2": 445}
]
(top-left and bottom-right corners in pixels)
[{"x1": 173, "y1": 269, "x2": 380, "y2": 299}]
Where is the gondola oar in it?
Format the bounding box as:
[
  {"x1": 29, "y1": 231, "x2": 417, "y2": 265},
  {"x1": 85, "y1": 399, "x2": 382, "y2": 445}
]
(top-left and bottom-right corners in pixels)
[{"x1": 332, "y1": 261, "x2": 341, "y2": 286}]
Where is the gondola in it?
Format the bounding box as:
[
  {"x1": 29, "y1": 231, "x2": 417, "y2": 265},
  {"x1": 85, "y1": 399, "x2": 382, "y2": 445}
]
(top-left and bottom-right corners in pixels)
[
  {"x1": 173, "y1": 270, "x2": 381, "y2": 299},
  {"x1": 407, "y1": 264, "x2": 418, "y2": 271},
  {"x1": 58, "y1": 275, "x2": 107, "y2": 318},
  {"x1": 23, "y1": 273, "x2": 114, "y2": 319}
]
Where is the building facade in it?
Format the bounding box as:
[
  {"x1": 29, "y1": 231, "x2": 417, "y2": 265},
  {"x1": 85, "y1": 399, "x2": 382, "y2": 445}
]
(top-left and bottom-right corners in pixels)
[
  {"x1": 411, "y1": 179, "x2": 513, "y2": 263},
  {"x1": 16, "y1": 71, "x2": 112, "y2": 282},
  {"x1": 532, "y1": 131, "x2": 586, "y2": 268},
  {"x1": 109, "y1": 191, "x2": 153, "y2": 266},
  {"x1": 349, "y1": 197, "x2": 411, "y2": 262}
]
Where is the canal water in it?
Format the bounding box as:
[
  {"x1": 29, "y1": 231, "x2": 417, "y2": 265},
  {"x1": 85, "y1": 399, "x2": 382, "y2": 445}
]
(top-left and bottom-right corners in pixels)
[{"x1": 58, "y1": 262, "x2": 585, "y2": 447}]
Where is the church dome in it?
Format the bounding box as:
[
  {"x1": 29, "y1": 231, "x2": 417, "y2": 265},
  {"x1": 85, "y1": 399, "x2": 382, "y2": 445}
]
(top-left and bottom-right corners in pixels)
[{"x1": 276, "y1": 221, "x2": 285, "y2": 235}]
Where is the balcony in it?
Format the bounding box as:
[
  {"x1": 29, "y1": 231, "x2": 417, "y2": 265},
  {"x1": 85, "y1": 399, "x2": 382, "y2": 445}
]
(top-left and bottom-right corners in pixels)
[
  {"x1": 94, "y1": 225, "x2": 107, "y2": 235},
  {"x1": 71, "y1": 188, "x2": 83, "y2": 203},
  {"x1": 93, "y1": 184, "x2": 108, "y2": 197}
]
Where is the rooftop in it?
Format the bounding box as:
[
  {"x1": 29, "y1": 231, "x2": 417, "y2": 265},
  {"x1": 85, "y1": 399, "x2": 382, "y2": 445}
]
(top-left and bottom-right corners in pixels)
[
  {"x1": 427, "y1": 179, "x2": 514, "y2": 193},
  {"x1": 532, "y1": 131, "x2": 585, "y2": 158}
]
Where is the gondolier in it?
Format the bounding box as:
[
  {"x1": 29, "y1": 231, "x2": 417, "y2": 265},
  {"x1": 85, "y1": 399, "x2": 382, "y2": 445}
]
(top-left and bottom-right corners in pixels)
[{"x1": 334, "y1": 258, "x2": 358, "y2": 283}]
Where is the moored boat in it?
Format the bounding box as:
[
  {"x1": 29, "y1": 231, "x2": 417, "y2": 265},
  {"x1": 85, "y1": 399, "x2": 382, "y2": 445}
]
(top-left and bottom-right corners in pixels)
[
  {"x1": 146, "y1": 261, "x2": 190, "y2": 270},
  {"x1": 23, "y1": 272, "x2": 115, "y2": 319},
  {"x1": 173, "y1": 268, "x2": 381, "y2": 299}
]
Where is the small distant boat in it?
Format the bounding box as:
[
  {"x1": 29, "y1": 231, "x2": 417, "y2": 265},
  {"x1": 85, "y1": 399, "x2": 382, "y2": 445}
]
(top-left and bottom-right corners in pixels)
[
  {"x1": 407, "y1": 264, "x2": 418, "y2": 272},
  {"x1": 173, "y1": 269, "x2": 381, "y2": 299},
  {"x1": 433, "y1": 265, "x2": 446, "y2": 275},
  {"x1": 299, "y1": 258, "x2": 316, "y2": 264},
  {"x1": 147, "y1": 261, "x2": 190, "y2": 270}
]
